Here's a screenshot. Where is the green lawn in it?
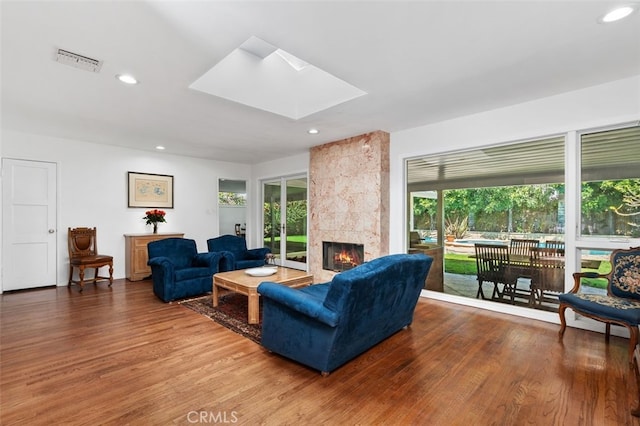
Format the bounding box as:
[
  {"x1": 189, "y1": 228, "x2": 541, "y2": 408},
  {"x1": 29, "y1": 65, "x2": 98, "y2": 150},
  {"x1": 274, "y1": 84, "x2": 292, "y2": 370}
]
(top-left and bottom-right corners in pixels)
[
  {"x1": 444, "y1": 253, "x2": 477, "y2": 275},
  {"x1": 263, "y1": 235, "x2": 307, "y2": 254},
  {"x1": 263, "y1": 235, "x2": 307, "y2": 244},
  {"x1": 581, "y1": 261, "x2": 611, "y2": 289}
]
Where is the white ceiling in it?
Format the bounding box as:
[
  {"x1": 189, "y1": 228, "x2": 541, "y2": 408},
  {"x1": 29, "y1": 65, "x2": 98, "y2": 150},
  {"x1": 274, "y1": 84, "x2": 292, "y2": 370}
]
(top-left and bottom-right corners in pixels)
[{"x1": 2, "y1": 1, "x2": 639, "y2": 164}]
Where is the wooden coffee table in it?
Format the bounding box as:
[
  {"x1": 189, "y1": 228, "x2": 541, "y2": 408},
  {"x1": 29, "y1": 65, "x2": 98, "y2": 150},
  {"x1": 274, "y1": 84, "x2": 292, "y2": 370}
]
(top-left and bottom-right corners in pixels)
[{"x1": 212, "y1": 267, "x2": 313, "y2": 324}]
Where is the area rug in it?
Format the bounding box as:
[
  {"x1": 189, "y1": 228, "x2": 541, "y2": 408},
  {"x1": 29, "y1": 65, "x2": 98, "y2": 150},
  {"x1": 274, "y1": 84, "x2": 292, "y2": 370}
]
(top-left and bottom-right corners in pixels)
[{"x1": 179, "y1": 293, "x2": 262, "y2": 344}]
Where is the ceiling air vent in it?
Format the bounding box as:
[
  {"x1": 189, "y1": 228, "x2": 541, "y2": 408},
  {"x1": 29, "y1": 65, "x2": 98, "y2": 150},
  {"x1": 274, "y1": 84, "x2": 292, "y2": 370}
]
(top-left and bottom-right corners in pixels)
[{"x1": 55, "y1": 49, "x2": 102, "y2": 73}]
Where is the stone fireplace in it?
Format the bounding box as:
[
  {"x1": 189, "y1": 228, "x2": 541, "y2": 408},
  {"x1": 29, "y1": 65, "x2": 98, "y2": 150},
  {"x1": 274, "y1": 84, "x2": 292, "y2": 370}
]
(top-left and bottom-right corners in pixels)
[
  {"x1": 309, "y1": 130, "x2": 390, "y2": 282},
  {"x1": 322, "y1": 241, "x2": 365, "y2": 272}
]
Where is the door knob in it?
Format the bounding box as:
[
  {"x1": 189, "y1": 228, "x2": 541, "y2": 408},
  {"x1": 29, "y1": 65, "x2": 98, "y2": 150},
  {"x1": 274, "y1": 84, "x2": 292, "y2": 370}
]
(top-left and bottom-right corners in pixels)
[{"x1": 48, "y1": 229, "x2": 55, "y2": 233}]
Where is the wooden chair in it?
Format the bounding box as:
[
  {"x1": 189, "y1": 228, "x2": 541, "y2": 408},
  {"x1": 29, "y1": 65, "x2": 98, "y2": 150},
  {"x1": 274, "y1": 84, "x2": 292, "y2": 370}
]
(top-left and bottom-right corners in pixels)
[
  {"x1": 559, "y1": 247, "x2": 640, "y2": 365},
  {"x1": 633, "y1": 344, "x2": 640, "y2": 416},
  {"x1": 68, "y1": 227, "x2": 113, "y2": 292},
  {"x1": 529, "y1": 247, "x2": 565, "y2": 307},
  {"x1": 474, "y1": 243, "x2": 517, "y2": 301},
  {"x1": 508, "y1": 237, "x2": 539, "y2": 271},
  {"x1": 235, "y1": 223, "x2": 246, "y2": 239},
  {"x1": 544, "y1": 239, "x2": 565, "y2": 253},
  {"x1": 509, "y1": 238, "x2": 539, "y2": 259}
]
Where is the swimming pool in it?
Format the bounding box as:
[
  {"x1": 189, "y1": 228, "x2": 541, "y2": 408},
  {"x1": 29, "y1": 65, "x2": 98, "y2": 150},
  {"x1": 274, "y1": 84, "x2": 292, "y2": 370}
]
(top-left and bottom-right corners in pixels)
[
  {"x1": 421, "y1": 237, "x2": 437, "y2": 243},
  {"x1": 452, "y1": 239, "x2": 507, "y2": 246}
]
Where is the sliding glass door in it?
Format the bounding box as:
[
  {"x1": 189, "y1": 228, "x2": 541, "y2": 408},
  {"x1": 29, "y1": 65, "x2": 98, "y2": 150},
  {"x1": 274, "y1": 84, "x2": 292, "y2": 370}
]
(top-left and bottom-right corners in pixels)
[{"x1": 263, "y1": 175, "x2": 307, "y2": 269}]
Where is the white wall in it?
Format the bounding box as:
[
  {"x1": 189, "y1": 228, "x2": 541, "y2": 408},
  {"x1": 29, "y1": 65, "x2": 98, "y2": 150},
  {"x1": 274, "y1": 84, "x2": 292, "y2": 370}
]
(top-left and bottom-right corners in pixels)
[
  {"x1": 219, "y1": 205, "x2": 246, "y2": 235},
  {"x1": 1, "y1": 130, "x2": 251, "y2": 288},
  {"x1": 389, "y1": 75, "x2": 640, "y2": 327}
]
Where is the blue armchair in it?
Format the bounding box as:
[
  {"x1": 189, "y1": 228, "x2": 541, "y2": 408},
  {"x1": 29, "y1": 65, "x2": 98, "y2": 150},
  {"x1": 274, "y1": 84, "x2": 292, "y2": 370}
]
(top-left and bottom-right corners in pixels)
[
  {"x1": 147, "y1": 238, "x2": 221, "y2": 302},
  {"x1": 559, "y1": 246, "x2": 640, "y2": 364},
  {"x1": 207, "y1": 234, "x2": 271, "y2": 271},
  {"x1": 257, "y1": 253, "x2": 433, "y2": 375}
]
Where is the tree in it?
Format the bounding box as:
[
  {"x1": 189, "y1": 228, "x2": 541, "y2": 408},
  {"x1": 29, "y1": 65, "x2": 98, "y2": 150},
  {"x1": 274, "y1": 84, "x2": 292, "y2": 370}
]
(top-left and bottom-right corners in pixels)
[
  {"x1": 285, "y1": 200, "x2": 307, "y2": 235},
  {"x1": 444, "y1": 185, "x2": 561, "y2": 234},
  {"x1": 582, "y1": 179, "x2": 640, "y2": 235},
  {"x1": 218, "y1": 191, "x2": 246, "y2": 205},
  {"x1": 610, "y1": 181, "x2": 640, "y2": 216},
  {"x1": 607, "y1": 179, "x2": 640, "y2": 235},
  {"x1": 412, "y1": 197, "x2": 437, "y2": 229},
  {"x1": 263, "y1": 200, "x2": 307, "y2": 236}
]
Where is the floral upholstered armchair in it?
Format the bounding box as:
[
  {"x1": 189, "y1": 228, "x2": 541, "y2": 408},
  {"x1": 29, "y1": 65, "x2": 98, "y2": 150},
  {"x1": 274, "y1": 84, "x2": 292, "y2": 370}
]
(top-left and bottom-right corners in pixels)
[{"x1": 559, "y1": 246, "x2": 640, "y2": 364}]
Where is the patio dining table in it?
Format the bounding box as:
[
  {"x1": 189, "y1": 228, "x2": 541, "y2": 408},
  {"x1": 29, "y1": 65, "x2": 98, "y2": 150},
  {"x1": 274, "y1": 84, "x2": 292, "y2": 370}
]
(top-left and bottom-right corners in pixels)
[
  {"x1": 472, "y1": 244, "x2": 602, "y2": 307},
  {"x1": 472, "y1": 245, "x2": 575, "y2": 307},
  {"x1": 505, "y1": 248, "x2": 566, "y2": 307}
]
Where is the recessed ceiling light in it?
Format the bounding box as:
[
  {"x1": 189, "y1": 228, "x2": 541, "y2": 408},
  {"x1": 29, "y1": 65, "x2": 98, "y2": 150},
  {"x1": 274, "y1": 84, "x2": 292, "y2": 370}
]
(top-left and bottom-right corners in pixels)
[
  {"x1": 308, "y1": 128, "x2": 319, "y2": 135},
  {"x1": 116, "y1": 74, "x2": 138, "y2": 85},
  {"x1": 600, "y1": 6, "x2": 635, "y2": 23},
  {"x1": 155, "y1": 145, "x2": 165, "y2": 150}
]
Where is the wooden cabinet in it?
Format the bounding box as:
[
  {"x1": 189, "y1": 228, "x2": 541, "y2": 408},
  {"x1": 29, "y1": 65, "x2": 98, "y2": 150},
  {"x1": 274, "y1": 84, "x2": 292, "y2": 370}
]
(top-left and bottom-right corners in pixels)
[{"x1": 124, "y1": 233, "x2": 184, "y2": 281}]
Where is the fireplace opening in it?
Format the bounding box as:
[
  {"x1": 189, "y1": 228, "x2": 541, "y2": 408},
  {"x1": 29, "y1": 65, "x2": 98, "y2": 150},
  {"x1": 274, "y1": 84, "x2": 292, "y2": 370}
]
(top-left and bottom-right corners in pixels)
[{"x1": 322, "y1": 241, "x2": 364, "y2": 272}]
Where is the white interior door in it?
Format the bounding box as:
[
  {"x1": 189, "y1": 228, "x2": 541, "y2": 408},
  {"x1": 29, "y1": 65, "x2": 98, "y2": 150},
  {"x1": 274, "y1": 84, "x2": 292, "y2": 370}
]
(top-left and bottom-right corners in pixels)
[{"x1": 2, "y1": 159, "x2": 57, "y2": 291}]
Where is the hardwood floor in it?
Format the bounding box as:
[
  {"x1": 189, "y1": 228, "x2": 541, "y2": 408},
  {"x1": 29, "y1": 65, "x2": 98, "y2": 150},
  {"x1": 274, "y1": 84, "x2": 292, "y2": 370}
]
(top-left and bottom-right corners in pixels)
[{"x1": 1, "y1": 279, "x2": 638, "y2": 425}]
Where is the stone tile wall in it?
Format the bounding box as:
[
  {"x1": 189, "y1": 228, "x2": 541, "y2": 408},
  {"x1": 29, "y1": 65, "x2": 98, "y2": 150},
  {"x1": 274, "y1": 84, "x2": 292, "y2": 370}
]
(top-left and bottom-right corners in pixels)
[{"x1": 309, "y1": 130, "x2": 390, "y2": 282}]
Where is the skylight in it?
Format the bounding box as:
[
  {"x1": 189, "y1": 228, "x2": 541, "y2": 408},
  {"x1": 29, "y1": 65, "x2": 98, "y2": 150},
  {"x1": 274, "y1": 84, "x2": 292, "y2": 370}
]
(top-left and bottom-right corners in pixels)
[{"x1": 189, "y1": 36, "x2": 367, "y2": 120}]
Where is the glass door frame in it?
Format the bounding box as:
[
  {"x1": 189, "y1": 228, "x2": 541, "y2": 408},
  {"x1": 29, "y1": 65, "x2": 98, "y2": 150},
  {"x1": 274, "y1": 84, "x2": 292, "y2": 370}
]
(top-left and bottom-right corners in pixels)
[{"x1": 261, "y1": 174, "x2": 308, "y2": 270}]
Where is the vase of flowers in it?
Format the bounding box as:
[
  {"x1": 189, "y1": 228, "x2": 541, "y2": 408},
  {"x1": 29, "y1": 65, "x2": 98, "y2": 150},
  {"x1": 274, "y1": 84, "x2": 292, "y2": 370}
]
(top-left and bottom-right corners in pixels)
[{"x1": 143, "y1": 209, "x2": 166, "y2": 234}]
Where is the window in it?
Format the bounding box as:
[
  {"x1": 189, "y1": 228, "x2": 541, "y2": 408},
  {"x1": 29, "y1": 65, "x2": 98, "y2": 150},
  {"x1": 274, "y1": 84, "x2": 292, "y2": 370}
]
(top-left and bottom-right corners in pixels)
[
  {"x1": 580, "y1": 125, "x2": 640, "y2": 238},
  {"x1": 407, "y1": 135, "x2": 566, "y2": 310},
  {"x1": 578, "y1": 248, "x2": 611, "y2": 296}
]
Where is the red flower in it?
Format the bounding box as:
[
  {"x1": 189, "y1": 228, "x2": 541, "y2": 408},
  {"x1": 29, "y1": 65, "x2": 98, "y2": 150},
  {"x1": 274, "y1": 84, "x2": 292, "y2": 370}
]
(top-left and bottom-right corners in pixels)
[{"x1": 143, "y1": 209, "x2": 167, "y2": 225}]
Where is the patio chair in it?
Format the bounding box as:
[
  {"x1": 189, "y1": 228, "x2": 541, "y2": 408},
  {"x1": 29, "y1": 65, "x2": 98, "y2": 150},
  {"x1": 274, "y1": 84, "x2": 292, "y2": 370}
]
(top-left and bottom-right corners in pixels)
[
  {"x1": 529, "y1": 247, "x2": 565, "y2": 308},
  {"x1": 558, "y1": 246, "x2": 640, "y2": 365},
  {"x1": 474, "y1": 243, "x2": 517, "y2": 301},
  {"x1": 544, "y1": 240, "x2": 565, "y2": 253},
  {"x1": 507, "y1": 238, "x2": 540, "y2": 282},
  {"x1": 509, "y1": 238, "x2": 540, "y2": 261}
]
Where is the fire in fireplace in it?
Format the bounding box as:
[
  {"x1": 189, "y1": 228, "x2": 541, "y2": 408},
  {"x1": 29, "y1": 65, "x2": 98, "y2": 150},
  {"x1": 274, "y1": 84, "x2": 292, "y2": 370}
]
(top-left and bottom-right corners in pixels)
[{"x1": 322, "y1": 241, "x2": 364, "y2": 272}]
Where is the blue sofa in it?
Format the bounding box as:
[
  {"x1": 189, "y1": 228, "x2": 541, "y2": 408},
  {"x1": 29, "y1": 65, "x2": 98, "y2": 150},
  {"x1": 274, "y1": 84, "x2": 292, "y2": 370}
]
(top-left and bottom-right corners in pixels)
[
  {"x1": 207, "y1": 234, "x2": 271, "y2": 271},
  {"x1": 257, "y1": 253, "x2": 433, "y2": 375},
  {"x1": 147, "y1": 238, "x2": 221, "y2": 302}
]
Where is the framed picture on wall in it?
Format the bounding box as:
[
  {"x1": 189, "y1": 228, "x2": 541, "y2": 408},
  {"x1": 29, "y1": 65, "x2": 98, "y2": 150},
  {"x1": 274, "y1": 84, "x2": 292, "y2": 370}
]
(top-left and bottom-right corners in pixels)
[{"x1": 128, "y1": 171, "x2": 174, "y2": 208}]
